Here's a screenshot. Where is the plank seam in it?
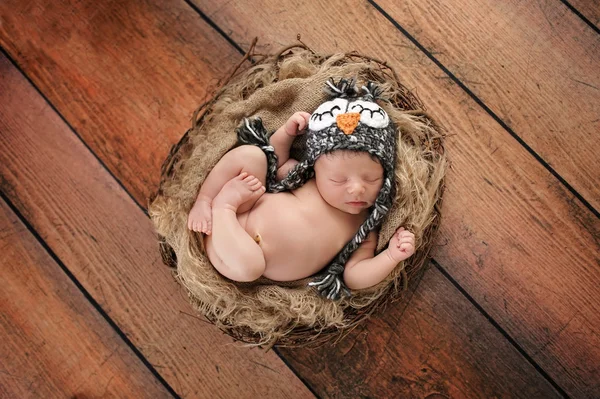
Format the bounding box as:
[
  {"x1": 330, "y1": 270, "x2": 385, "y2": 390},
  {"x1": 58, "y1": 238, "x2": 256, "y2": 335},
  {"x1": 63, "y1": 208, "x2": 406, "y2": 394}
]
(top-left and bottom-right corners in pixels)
[
  {"x1": 0, "y1": 189, "x2": 181, "y2": 399},
  {"x1": 368, "y1": 0, "x2": 600, "y2": 220},
  {"x1": 0, "y1": 46, "x2": 148, "y2": 218},
  {"x1": 183, "y1": 0, "x2": 246, "y2": 54},
  {"x1": 559, "y1": 0, "x2": 600, "y2": 35},
  {"x1": 431, "y1": 259, "x2": 569, "y2": 398},
  {"x1": 272, "y1": 348, "x2": 322, "y2": 399}
]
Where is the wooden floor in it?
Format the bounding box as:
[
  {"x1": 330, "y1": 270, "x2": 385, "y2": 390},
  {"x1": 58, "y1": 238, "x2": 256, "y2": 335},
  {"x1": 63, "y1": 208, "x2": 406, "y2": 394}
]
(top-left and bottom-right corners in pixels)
[{"x1": 1, "y1": 0, "x2": 598, "y2": 398}]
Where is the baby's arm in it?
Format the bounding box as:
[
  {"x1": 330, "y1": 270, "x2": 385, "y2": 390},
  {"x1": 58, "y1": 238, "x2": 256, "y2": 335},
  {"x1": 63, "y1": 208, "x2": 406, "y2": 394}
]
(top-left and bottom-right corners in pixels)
[
  {"x1": 343, "y1": 228, "x2": 415, "y2": 290},
  {"x1": 269, "y1": 112, "x2": 310, "y2": 168}
]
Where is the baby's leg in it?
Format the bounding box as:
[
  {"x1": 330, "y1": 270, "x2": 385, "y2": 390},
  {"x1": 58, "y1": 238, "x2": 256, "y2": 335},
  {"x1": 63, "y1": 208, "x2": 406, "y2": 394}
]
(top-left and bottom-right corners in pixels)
[
  {"x1": 210, "y1": 173, "x2": 266, "y2": 281},
  {"x1": 188, "y1": 145, "x2": 267, "y2": 234}
]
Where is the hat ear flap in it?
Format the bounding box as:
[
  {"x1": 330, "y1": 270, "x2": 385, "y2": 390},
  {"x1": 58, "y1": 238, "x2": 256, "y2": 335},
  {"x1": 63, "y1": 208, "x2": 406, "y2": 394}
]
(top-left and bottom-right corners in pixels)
[{"x1": 271, "y1": 160, "x2": 314, "y2": 193}]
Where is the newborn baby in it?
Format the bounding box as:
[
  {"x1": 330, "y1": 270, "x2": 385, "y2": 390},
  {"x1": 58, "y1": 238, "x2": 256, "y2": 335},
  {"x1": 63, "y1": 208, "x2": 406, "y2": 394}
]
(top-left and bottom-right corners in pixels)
[{"x1": 188, "y1": 80, "x2": 415, "y2": 299}]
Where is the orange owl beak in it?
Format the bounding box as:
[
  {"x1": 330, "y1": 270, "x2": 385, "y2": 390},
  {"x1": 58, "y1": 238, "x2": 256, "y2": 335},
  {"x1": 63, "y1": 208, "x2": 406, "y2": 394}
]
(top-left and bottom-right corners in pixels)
[{"x1": 336, "y1": 112, "x2": 361, "y2": 135}]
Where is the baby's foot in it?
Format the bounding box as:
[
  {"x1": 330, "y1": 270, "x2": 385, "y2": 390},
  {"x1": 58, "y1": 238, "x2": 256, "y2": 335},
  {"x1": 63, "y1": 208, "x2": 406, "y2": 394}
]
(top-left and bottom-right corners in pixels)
[
  {"x1": 212, "y1": 172, "x2": 266, "y2": 212},
  {"x1": 188, "y1": 198, "x2": 212, "y2": 234}
]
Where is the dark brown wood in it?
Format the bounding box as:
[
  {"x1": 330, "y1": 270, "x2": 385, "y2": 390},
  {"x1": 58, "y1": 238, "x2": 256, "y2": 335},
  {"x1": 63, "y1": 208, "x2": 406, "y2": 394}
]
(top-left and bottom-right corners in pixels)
[
  {"x1": 0, "y1": 0, "x2": 244, "y2": 206},
  {"x1": 0, "y1": 200, "x2": 170, "y2": 398},
  {"x1": 280, "y1": 265, "x2": 561, "y2": 398},
  {"x1": 569, "y1": 0, "x2": 600, "y2": 28},
  {"x1": 375, "y1": 0, "x2": 600, "y2": 211},
  {"x1": 188, "y1": 1, "x2": 600, "y2": 397},
  {"x1": 0, "y1": 53, "x2": 314, "y2": 398}
]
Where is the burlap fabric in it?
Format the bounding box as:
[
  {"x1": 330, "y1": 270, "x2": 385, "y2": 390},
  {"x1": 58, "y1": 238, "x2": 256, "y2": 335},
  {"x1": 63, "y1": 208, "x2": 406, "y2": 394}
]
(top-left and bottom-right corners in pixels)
[{"x1": 149, "y1": 45, "x2": 446, "y2": 347}]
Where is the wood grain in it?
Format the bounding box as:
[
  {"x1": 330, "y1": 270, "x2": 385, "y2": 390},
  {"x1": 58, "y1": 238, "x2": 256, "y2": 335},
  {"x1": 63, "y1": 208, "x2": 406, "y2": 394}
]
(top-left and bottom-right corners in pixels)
[
  {"x1": 375, "y1": 0, "x2": 600, "y2": 211},
  {"x1": 0, "y1": 0, "x2": 243, "y2": 206},
  {"x1": 193, "y1": 1, "x2": 600, "y2": 397},
  {"x1": 568, "y1": 0, "x2": 600, "y2": 28},
  {"x1": 0, "y1": 199, "x2": 169, "y2": 398},
  {"x1": 0, "y1": 53, "x2": 313, "y2": 399},
  {"x1": 280, "y1": 265, "x2": 561, "y2": 398}
]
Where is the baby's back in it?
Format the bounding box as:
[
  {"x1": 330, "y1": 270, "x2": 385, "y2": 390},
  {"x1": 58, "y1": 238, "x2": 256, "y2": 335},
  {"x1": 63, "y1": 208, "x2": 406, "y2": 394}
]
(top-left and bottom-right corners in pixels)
[{"x1": 241, "y1": 180, "x2": 365, "y2": 281}]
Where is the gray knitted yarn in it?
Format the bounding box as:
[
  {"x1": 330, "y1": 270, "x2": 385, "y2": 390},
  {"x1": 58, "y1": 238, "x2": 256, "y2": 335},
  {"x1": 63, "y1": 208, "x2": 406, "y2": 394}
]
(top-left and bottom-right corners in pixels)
[{"x1": 237, "y1": 78, "x2": 397, "y2": 300}]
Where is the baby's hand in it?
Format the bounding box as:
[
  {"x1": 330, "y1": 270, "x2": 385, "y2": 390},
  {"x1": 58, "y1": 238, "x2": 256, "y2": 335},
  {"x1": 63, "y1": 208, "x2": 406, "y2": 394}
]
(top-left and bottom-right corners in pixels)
[
  {"x1": 386, "y1": 227, "x2": 415, "y2": 263},
  {"x1": 284, "y1": 111, "x2": 311, "y2": 136}
]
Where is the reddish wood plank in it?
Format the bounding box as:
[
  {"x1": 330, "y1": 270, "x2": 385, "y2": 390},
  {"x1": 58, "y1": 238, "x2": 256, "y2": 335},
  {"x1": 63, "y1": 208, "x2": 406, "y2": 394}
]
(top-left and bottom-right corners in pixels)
[
  {"x1": 0, "y1": 200, "x2": 169, "y2": 398},
  {"x1": 569, "y1": 0, "x2": 600, "y2": 28},
  {"x1": 280, "y1": 265, "x2": 561, "y2": 398},
  {"x1": 376, "y1": 0, "x2": 600, "y2": 211},
  {"x1": 0, "y1": 54, "x2": 313, "y2": 398},
  {"x1": 192, "y1": 1, "x2": 600, "y2": 397},
  {"x1": 0, "y1": 0, "x2": 242, "y2": 205}
]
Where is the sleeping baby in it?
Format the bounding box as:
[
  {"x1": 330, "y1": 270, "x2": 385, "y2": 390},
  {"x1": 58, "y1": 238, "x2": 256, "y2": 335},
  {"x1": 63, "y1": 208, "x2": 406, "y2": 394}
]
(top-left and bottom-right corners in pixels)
[{"x1": 187, "y1": 79, "x2": 415, "y2": 299}]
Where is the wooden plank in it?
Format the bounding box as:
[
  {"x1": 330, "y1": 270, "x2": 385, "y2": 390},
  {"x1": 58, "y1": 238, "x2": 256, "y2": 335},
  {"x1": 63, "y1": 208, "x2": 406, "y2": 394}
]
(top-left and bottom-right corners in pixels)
[
  {"x1": 0, "y1": 0, "x2": 242, "y2": 205},
  {"x1": 568, "y1": 0, "x2": 600, "y2": 28},
  {"x1": 0, "y1": 199, "x2": 169, "y2": 398},
  {"x1": 0, "y1": 54, "x2": 314, "y2": 398},
  {"x1": 280, "y1": 265, "x2": 561, "y2": 398},
  {"x1": 375, "y1": 0, "x2": 600, "y2": 212},
  {"x1": 190, "y1": 1, "x2": 600, "y2": 397}
]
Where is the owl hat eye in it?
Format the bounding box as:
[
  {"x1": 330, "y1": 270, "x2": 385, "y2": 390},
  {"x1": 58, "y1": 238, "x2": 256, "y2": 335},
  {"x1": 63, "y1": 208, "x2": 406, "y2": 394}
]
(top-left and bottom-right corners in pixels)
[
  {"x1": 308, "y1": 98, "x2": 348, "y2": 131},
  {"x1": 348, "y1": 100, "x2": 390, "y2": 128}
]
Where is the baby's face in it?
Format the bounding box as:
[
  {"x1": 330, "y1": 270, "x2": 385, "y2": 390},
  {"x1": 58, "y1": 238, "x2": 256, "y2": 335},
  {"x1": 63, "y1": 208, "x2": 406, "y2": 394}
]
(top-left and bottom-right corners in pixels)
[{"x1": 314, "y1": 150, "x2": 384, "y2": 215}]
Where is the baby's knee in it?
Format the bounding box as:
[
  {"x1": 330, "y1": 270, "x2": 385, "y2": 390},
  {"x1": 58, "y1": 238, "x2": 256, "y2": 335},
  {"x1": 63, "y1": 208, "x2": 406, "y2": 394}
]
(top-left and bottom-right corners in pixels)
[
  {"x1": 229, "y1": 145, "x2": 267, "y2": 166},
  {"x1": 233, "y1": 256, "x2": 266, "y2": 282}
]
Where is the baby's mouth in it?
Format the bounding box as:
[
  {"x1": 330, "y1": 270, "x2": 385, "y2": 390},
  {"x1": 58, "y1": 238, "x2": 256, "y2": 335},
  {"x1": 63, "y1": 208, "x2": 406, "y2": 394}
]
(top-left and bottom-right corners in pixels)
[{"x1": 347, "y1": 201, "x2": 367, "y2": 207}]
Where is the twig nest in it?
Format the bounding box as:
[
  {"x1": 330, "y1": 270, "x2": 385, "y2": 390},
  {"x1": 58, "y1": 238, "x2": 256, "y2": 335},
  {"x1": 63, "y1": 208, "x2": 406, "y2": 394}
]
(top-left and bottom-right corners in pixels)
[{"x1": 149, "y1": 45, "x2": 446, "y2": 347}]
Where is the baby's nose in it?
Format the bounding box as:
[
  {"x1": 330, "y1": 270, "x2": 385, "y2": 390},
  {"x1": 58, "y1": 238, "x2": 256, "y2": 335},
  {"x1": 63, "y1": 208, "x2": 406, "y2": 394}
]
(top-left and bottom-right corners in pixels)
[{"x1": 347, "y1": 182, "x2": 366, "y2": 194}]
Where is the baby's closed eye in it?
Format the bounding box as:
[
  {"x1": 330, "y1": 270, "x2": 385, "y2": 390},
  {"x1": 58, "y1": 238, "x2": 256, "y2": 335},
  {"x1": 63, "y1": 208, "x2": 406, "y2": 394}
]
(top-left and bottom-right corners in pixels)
[{"x1": 329, "y1": 176, "x2": 381, "y2": 184}]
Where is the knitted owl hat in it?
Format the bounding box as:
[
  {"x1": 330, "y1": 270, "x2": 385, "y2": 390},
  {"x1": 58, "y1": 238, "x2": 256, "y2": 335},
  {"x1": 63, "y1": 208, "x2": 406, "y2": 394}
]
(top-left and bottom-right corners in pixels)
[{"x1": 237, "y1": 78, "x2": 397, "y2": 300}]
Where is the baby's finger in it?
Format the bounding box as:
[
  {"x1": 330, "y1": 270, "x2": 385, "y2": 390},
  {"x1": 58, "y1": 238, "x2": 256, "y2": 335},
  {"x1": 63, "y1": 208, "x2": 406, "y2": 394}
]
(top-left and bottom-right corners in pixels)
[
  {"x1": 296, "y1": 116, "x2": 307, "y2": 130},
  {"x1": 400, "y1": 242, "x2": 413, "y2": 251}
]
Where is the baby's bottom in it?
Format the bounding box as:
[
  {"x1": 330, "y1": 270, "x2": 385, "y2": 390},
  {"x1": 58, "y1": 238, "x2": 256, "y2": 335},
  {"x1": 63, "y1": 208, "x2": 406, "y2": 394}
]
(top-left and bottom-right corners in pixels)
[
  {"x1": 204, "y1": 145, "x2": 268, "y2": 281},
  {"x1": 204, "y1": 210, "x2": 266, "y2": 282}
]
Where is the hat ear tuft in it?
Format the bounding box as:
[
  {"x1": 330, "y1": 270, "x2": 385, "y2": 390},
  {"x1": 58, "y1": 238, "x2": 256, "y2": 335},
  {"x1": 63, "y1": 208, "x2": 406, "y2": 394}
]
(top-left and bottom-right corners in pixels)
[
  {"x1": 324, "y1": 77, "x2": 359, "y2": 98},
  {"x1": 361, "y1": 81, "x2": 384, "y2": 102}
]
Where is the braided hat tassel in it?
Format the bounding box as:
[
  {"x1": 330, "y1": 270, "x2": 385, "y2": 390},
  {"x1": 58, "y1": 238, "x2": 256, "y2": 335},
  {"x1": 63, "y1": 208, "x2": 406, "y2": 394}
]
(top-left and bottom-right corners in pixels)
[{"x1": 236, "y1": 117, "x2": 279, "y2": 191}]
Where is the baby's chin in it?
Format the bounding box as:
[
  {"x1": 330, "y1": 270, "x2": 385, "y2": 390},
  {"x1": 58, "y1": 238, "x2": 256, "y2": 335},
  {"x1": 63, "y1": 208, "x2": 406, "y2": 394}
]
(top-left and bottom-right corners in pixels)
[{"x1": 335, "y1": 203, "x2": 370, "y2": 215}]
